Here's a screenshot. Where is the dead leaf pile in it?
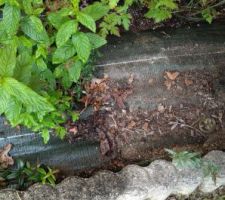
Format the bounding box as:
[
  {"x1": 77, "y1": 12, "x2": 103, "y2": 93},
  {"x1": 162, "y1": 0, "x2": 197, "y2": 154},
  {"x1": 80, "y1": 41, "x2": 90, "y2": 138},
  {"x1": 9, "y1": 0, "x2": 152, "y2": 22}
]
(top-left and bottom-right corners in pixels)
[
  {"x1": 81, "y1": 77, "x2": 110, "y2": 111},
  {"x1": 164, "y1": 71, "x2": 180, "y2": 90}
]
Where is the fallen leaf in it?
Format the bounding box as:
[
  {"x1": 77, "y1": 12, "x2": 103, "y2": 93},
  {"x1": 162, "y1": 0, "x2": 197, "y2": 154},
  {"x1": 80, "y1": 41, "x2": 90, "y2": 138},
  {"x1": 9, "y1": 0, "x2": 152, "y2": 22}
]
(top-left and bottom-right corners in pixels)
[
  {"x1": 128, "y1": 74, "x2": 134, "y2": 84},
  {"x1": 164, "y1": 80, "x2": 172, "y2": 90},
  {"x1": 148, "y1": 78, "x2": 154, "y2": 85},
  {"x1": 158, "y1": 104, "x2": 165, "y2": 113},
  {"x1": 0, "y1": 144, "x2": 14, "y2": 169},
  {"x1": 128, "y1": 120, "x2": 136, "y2": 129},
  {"x1": 69, "y1": 126, "x2": 78, "y2": 135},
  {"x1": 185, "y1": 78, "x2": 193, "y2": 86},
  {"x1": 142, "y1": 122, "x2": 149, "y2": 131},
  {"x1": 165, "y1": 71, "x2": 180, "y2": 81}
]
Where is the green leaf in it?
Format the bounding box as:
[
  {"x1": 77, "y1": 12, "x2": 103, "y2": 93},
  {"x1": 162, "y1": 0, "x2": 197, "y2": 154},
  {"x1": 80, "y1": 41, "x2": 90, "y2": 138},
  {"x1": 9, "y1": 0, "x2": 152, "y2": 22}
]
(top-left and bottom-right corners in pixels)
[
  {"x1": 145, "y1": 8, "x2": 172, "y2": 23},
  {"x1": 86, "y1": 33, "x2": 107, "y2": 49},
  {"x1": 202, "y1": 8, "x2": 216, "y2": 24},
  {"x1": 82, "y1": 2, "x2": 109, "y2": 21},
  {"x1": 56, "y1": 20, "x2": 78, "y2": 47},
  {"x1": 22, "y1": 0, "x2": 33, "y2": 15},
  {"x1": 77, "y1": 12, "x2": 96, "y2": 32},
  {"x1": 2, "y1": 77, "x2": 54, "y2": 113},
  {"x1": 2, "y1": 3, "x2": 21, "y2": 36},
  {"x1": 68, "y1": 60, "x2": 82, "y2": 82},
  {"x1": 5, "y1": 98, "x2": 22, "y2": 126},
  {"x1": 0, "y1": 88, "x2": 11, "y2": 115},
  {"x1": 109, "y1": 0, "x2": 119, "y2": 9},
  {"x1": 41, "y1": 129, "x2": 50, "y2": 144},
  {"x1": 47, "y1": 8, "x2": 72, "y2": 29},
  {"x1": 52, "y1": 42, "x2": 76, "y2": 64},
  {"x1": 72, "y1": 32, "x2": 91, "y2": 62},
  {"x1": 21, "y1": 16, "x2": 49, "y2": 43},
  {"x1": 29, "y1": 15, "x2": 44, "y2": 32},
  {"x1": 13, "y1": 52, "x2": 32, "y2": 84},
  {"x1": 156, "y1": 0, "x2": 178, "y2": 9},
  {"x1": 0, "y1": 45, "x2": 17, "y2": 76}
]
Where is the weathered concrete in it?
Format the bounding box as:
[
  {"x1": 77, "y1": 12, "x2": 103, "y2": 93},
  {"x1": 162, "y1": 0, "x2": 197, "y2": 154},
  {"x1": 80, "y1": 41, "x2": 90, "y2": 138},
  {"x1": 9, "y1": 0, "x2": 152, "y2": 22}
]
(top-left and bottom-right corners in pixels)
[{"x1": 1, "y1": 150, "x2": 225, "y2": 200}]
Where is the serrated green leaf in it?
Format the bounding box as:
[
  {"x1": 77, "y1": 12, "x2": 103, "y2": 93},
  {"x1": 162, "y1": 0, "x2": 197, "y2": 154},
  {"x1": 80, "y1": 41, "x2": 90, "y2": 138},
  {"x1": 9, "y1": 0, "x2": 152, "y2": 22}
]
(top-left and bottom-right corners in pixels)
[
  {"x1": 56, "y1": 20, "x2": 78, "y2": 47},
  {"x1": 86, "y1": 33, "x2": 107, "y2": 49},
  {"x1": 77, "y1": 12, "x2": 96, "y2": 32},
  {"x1": 29, "y1": 15, "x2": 44, "y2": 32},
  {"x1": 82, "y1": 2, "x2": 109, "y2": 21},
  {"x1": 13, "y1": 52, "x2": 32, "y2": 84},
  {"x1": 22, "y1": 0, "x2": 33, "y2": 15},
  {"x1": 2, "y1": 77, "x2": 54, "y2": 113},
  {"x1": 0, "y1": 45, "x2": 17, "y2": 76},
  {"x1": 21, "y1": 16, "x2": 49, "y2": 43},
  {"x1": 5, "y1": 98, "x2": 22, "y2": 126},
  {"x1": 72, "y1": 32, "x2": 91, "y2": 62},
  {"x1": 68, "y1": 60, "x2": 82, "y2": 82},
  {"x1": 41, "y1": 129, "x2": 50, "y2": 144},
  {"x1": 2, "y1": 3, "x2": 20, "y2": 36},
  {"x1": 0, "y1": 87, "x2": 10, "y2": 115},
  {"x1": 145, "y1": 8, "x2": 172, "y2": 22},
  {"x1": 47, "y1": 8, "x2": 72, "y2": 29},
  {"x1": 52, "y1": 42, "x2": 76, "y2": 64},
  {"x1": 156, "y1": 0, "x2": 178, "y2": 9},
  {"x1": 36, "y1": 58, "x2": 47, "y2": 71}
]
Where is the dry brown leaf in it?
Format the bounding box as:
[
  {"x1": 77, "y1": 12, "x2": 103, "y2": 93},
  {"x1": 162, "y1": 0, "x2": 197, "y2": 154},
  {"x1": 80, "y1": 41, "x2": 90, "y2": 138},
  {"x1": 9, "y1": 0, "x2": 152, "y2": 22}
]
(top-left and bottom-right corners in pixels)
[
  {"x1": 158, "y1": 104, "x2": 165, "y2": 113},
  {"x1": 142, "y1": 122, "x2": 149, "y2": 131},
  {"x1": 185, "y1": 78, "x2": 193, "y2": 86},
  {"x1": 69, "y1": 126, "x2": 78, "y2": 135},
  {"x1": 128, "y1": 120, "x2": 136, "y2": 129},
  {"x1": 165, "y1": 71, "x2": 180, "y2": 81},
  {"x1": 164, "y1": 80, "x2": 172, "y2": 90},
  {"x1": 0, "y1": 144, "x2": 14, "y2": 169}
]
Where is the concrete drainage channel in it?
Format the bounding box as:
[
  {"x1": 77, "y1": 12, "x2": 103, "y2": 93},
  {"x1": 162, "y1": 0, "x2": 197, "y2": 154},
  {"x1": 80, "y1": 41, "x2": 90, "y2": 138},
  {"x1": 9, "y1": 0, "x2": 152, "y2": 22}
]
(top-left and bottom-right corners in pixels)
[
  {"x1": 0, "y1": 22, "x2": 225, "y2": 199},
  {"x1": 1, "y1": 151, "x2": 225, "y2": 200}
]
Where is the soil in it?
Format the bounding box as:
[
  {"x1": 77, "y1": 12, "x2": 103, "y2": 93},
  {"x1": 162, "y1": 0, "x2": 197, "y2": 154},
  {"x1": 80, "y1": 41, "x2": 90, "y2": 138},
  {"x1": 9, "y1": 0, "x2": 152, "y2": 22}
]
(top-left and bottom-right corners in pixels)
[{"x1": 65, "y1": 68, "x2": 225, "y2": 177}]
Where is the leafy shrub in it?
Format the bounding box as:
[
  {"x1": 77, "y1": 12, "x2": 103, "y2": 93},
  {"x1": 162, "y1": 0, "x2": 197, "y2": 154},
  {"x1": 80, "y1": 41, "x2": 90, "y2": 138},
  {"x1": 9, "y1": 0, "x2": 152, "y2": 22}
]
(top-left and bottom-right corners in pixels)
[{"x1": 0, "y1": 0, "x2": 222, "y2": 143}]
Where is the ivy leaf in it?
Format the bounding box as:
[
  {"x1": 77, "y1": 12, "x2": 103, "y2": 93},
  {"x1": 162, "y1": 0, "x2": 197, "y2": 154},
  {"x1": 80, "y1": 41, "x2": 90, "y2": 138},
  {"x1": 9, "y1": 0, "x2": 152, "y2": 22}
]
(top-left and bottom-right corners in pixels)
[
  {"x1": 202, "y1": 8, "x2": 216, "y2": 24},
  {"x1": 77, "y1": 12, "x2": 96, "y2": 32},
  {"x1": 21, "y1": 16, "x2": 49, "y2": 43},
  {"x1": 56, "y1": 20, "x2": 78, "y2": 47},
  {"x1": 2, "y1": 3, "x2": 21, "y2": 36},
  {"x1": 82, "y1": 2, "x2": 109, "y2": 21},
  {"x1": 52, "y1": 42, "x2": 76, "y2": 64},
  {"x1": 0, "y1": 45, "x2": 17, "y2": 77},
  {"x1": 72, "y1": 32, "x2": 91, "y2": 63},
  {"x1": 86, "y1": 33, "x2": 107, "y2": 49},
  {"x1": 68, "y1": 60, "x2": 82, "y2": 82}
]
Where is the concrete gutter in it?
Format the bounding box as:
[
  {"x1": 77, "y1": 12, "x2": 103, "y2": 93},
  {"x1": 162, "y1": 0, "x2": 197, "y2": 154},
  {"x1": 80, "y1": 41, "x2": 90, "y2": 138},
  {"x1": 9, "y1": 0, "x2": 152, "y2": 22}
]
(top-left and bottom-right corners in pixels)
[{"x1": 1, "y1": 150, "x2": 225, "y2": 200}]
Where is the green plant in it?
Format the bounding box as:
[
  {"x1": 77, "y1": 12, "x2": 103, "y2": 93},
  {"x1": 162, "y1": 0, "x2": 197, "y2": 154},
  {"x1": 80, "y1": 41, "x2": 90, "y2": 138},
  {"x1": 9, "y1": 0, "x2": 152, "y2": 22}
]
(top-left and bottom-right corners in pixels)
[
  {"x1": 165, "y1": 149, "x2": 220, "y2": 183},
  {"x1": 145, "y1": 0, "x2": 178, "y2": 23},
  {"x1": 0, "y1": 159, "x2": 58, "y2": 190}
]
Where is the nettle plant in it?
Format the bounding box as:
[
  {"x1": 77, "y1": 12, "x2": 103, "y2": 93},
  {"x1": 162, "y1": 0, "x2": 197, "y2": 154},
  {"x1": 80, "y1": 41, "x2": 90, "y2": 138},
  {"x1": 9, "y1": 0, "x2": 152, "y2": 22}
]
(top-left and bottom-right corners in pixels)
[{"x1": 0, "y1": 0, "x2": 134, "y2": 143}]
